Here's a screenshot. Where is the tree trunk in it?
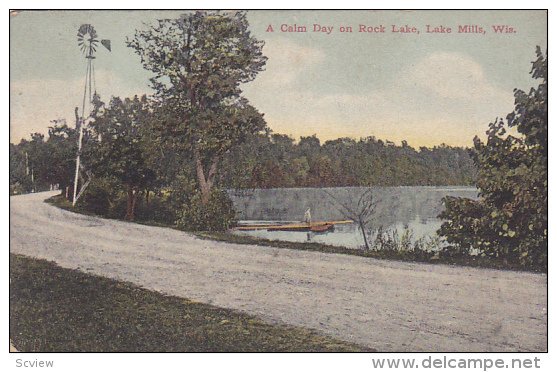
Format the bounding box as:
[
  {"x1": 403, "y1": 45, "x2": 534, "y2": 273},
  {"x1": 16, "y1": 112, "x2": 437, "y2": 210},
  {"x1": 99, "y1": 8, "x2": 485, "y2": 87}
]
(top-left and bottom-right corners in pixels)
[
  {"x1": 125, "y1": 185, "x2": 138, "y2": 221},
  {"x1": 359, "y1": 220, "x2": 370, "y2": 250},
  {"x1": 194, "y1": 148, "x2": 219, "y2": 205}
]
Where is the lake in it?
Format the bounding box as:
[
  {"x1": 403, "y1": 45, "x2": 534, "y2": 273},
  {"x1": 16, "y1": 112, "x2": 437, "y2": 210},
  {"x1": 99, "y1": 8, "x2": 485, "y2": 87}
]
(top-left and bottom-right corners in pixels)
[{"x1": 228, "y1": 186, "x2": 478, "y2": 250}]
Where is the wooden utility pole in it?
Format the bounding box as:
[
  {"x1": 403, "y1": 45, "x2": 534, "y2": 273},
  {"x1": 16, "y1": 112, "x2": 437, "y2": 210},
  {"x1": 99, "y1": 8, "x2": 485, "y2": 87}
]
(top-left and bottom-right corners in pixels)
[{"x1": 72, "y1": 108, "x2": 84, "y2": 206}]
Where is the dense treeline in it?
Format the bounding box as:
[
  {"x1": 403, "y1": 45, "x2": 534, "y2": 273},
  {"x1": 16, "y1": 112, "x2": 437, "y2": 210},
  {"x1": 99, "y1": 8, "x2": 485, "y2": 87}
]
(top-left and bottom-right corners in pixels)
[
  {"x1": 10, "y1": 119, "x2": 477, "y2": 196},
  {"x1": 10, "y1": 121, "x2": 77, "y2": 195},
  {"x1": 220, "y1": 134, "x2": 476, "y2": 188},
  {"x1": 9, "y1": 127, "x2": 476, "y2": 201}
]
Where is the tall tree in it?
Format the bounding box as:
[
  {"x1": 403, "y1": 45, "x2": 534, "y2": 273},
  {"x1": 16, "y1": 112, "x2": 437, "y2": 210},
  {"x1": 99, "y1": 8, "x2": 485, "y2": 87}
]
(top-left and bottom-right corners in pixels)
[
  {"x1": 88, "y1": 95, "x2": 156, "y2": 221},
  {"x1": 127, "y1": 11, "x2": 267, "y2": 204}
]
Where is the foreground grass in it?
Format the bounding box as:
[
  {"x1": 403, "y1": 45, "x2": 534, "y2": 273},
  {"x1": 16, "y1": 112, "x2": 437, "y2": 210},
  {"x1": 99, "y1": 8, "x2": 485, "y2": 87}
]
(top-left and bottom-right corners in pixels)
[
  {"x1": 46, "y1": 194, "x2": 542, "y2": 273},
  {"x1": 10, "y1": 254, "x2": 370, "y2": 352}
]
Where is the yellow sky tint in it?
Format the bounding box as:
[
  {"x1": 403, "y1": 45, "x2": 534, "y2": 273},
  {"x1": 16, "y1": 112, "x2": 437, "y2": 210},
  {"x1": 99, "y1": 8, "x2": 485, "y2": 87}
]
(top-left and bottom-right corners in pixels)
[{"x1": 9, "y1": 10, "x2": 547, "y2": 147}]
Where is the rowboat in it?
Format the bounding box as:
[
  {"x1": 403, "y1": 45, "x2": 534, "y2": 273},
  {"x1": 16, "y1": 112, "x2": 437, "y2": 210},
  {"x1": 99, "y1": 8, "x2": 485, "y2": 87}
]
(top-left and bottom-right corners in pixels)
[{"x1": 309, "y1": 224, "x2": 334, "y2": 233}]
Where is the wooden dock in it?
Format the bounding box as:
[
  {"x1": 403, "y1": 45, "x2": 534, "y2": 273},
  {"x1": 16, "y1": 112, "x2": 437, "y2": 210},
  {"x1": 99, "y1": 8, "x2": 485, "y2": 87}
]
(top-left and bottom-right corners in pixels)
[{"x1": 235, "y1": 220, "x2": 353, "y2": 232}]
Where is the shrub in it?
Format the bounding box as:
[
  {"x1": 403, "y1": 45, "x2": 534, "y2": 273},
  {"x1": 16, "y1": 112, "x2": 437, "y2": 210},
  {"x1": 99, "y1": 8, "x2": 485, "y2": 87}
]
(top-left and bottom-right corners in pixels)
[
  {"x1": 79, "y1": 177, "x2": 119, "y2": 216},
  {"x1": 369, "y1": 226, "x2": 443, "y2": 253},
  {"x1": 177, "y1": 188, "x2": 237, "y2": 232},
  {"x1": 438, "y1": 196, "x2": 491, "y2": 256},
  {"x1": 437, "y1": 48, "x2": 547, "y2": 271},
  {"x1": 134, "y1": 192, "x2": 175, "y2": 224}
]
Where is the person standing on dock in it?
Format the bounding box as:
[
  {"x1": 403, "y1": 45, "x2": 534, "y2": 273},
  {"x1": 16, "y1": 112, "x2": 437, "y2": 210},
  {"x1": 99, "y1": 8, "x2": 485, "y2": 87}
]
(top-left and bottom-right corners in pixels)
[{"x1": 304, "y1": 208, "x2": 312, "y2": 226}]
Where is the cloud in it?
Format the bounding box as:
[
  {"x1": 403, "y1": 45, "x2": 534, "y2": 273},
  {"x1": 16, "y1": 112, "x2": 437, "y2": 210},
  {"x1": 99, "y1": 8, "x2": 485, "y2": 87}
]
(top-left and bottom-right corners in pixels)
[
  {"x1": 244, "y1": 53, "x2": 517, "y2": 147},
  {"x1": 256, "y1": 38, "x2": 326, "y2": 86},
  {"x1": 11, "y1": 49, "x2": 515, "y2": 149},
  {"x1": 400, "y1": 52, "x2": 508, "y2": 102}
]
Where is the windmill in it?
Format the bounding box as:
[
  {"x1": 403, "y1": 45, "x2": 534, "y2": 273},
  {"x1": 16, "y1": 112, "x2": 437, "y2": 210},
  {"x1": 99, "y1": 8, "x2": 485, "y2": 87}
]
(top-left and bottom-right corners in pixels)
[{"x1": 72, "y1": 24, "x2": 111, "y2": 206}]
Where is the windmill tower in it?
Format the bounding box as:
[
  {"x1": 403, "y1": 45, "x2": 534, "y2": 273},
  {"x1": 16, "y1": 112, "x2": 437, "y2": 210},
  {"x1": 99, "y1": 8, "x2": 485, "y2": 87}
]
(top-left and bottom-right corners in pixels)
[{"x1": 72, "y1": 24, "x2": 111, "y2": 206}]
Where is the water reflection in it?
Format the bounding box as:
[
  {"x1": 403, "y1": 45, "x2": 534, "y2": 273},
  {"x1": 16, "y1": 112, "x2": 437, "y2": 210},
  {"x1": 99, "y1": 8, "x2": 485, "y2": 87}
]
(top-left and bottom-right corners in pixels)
[{"x1": 229, "y1": 186, "x2": 477, "y2": 250}]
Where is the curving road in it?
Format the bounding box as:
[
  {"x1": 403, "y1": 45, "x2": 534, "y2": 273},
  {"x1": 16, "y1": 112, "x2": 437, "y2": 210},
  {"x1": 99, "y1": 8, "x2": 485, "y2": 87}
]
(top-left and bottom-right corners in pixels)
[{"x1": 10, "y1": 191, "x2": 547, "y2": 352}]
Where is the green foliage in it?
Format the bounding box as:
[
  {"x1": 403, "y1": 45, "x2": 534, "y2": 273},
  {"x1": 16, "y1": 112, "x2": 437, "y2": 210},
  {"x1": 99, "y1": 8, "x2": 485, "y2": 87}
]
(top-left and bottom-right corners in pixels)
[
  {"x1": 9, "y1": 143, "x2": 31, "y2": 194},
  {"x1": 438, "y1": 197, "x2": 491, "y2": 255},
  {"x1": 78, "y1": 176, "x2": 180, "y2": 224},
  {"x1": 80, "y1": 177, "x2": 119, "y2": 216},
  {"x1": 369, "y1": 226, "x2": 443, "y2": 253},
  {"x1": 9, "y1": 120, "x2": 77, "y2": 194},
  {"x1": 127, "y1": 11, "x2": 266, "y2": 113},
  {"x1": 127, "y1": 11, "x2": 268, "y2": 203},
  {"x1": 164, "y1": 175, "x2": 197, "y2": 216},
  {"x1": 133, "y1": 193, "x2": 175, "y2": 224},
  {"x1": 177, "y1": 189, "x2": 237, "y2": 232},
  {"x1": 44, "y1": 121, "x2": 78, "y2": 190},
  {"x1": 439, "y1": 48, "x2": 547, "y2": 270},
  {"x1": 88, "y1": 94, "x2": 157, "y2": 220},
  {"x1": 89, "y1": 95, "x2": 156, "y2": 190},
  {"x1": 220, "y1": 133, "x2": 477, "y2": 188}
]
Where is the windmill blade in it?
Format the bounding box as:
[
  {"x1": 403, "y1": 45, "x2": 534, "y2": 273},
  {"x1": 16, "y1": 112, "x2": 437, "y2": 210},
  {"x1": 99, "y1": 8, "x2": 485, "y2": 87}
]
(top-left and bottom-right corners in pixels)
[
  {"x1": 77, "y1": 24, "x2": 99, "y2": 56},
  {"x1": 101, "y1": 39, "x2": 111, "y2": 52},
  {"x1": 78, "y1": 24, "x2": 91, "y2": 35}
]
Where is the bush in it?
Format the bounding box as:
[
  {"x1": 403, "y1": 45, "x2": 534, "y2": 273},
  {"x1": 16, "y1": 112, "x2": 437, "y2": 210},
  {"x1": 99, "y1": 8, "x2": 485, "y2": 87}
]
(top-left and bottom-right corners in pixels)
[
  {"x1": 106, "y1": 194, "x2": 128, "y2": 220},
  {"x1": 75, "y1": 174, "x2": 197, "y2": 226},
  {"x1": 177, "y1": 188, "x2": 237, "y2": 232},
  {"x1": 165, "y1": 175, "x2": 198, "y2": 221},
  {"x1": 80, "y1": 177, "x2": 119, "y2": 216},
  {"x1": 437, "y1": 48, "x2": 547, "y2": 271},
  {"x1": 438, "y1": 196, "x2": 491, "y2": 256},
  {"x1": 438, "y1": 194, "x2": 547, "y2": 270},
  {"x1": 134, "y1": 192, "x2": 175, "y2": 224}
]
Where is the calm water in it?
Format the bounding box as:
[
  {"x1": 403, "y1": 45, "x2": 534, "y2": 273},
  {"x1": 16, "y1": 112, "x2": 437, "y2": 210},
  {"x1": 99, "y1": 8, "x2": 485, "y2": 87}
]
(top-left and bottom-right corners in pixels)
[{"x1": 228, "y1": 186, "x2": 478, "y2": 250}]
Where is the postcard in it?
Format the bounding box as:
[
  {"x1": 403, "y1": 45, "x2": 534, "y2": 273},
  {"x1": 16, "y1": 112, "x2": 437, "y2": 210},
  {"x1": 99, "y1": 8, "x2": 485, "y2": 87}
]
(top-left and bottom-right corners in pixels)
[{"x1": 9, "y1": 9, "x2": 547, "y2": 357}]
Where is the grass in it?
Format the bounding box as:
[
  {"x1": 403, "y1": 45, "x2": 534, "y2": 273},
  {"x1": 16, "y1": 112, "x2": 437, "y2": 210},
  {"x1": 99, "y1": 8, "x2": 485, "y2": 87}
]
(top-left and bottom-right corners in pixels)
[
  {"x1": 45, "y1": 194, "x2": 543, "y2": 273},
  {"x1": 194, "y1": 232, "x2": 543, "y2": 272},
  {"x1": 10, "y1": 254, "x2": 371, "y2": 352}
]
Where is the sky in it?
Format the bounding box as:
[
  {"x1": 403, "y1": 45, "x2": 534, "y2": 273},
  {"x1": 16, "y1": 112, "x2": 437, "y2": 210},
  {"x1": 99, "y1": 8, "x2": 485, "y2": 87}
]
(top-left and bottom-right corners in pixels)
[{"x1": 9, "y1": 10, "x2": 547, "y2": 147}]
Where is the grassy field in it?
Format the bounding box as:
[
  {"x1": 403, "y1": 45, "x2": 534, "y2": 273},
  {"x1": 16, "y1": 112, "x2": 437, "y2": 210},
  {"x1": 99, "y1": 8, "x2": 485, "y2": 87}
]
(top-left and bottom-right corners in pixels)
[
  {"x1": 46, "y1": 194, "x2": 540, "y2": 273},
  {"x1": 9, "y1": 254, "x2": 371, "y2": 352}
]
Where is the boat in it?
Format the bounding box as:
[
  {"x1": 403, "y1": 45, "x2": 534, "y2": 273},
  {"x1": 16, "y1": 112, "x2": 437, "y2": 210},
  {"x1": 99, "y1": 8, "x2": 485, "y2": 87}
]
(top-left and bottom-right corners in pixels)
[
  {"x1": 235, "y1": 220, "x2": 352, "y2": 232},
  {"x1": 309, "y1": 223, "x2": 334, "y2": 233}
]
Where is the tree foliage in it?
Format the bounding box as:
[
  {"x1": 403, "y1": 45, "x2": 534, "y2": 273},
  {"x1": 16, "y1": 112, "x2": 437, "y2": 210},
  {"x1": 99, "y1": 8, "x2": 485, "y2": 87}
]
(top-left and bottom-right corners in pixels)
[
  {"x1": 88, "y1": 95, "x2": 157, "y2": 220},
  {"x1": 127, "y1": 11, "x2": 267, "y2": 204},
  {"x1": 220, "y1": 134, "x2": 477, "y2": 188},
  {"x1": 44, "y1": 121, "x2": 78, "y2": 191},
  {"x1": 439, "y1": 48, "x2": 547, "y2": 270},
  {"x1": 10, "y1": 121, "x2": 77, "y2": 194}
]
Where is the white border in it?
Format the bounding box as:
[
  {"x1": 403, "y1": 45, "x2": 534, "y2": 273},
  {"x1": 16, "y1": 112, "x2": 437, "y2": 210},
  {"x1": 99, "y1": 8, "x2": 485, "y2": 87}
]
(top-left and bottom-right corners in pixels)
[{"x1": 2, "y1": 2, "x2": 553, "y2": 371}]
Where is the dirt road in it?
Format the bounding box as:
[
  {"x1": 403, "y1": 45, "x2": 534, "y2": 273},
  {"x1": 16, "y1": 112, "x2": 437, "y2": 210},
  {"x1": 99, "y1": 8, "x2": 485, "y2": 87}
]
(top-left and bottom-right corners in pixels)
[{"x1": 10, "y1": 191, "x2": 547, "y2": 352}]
